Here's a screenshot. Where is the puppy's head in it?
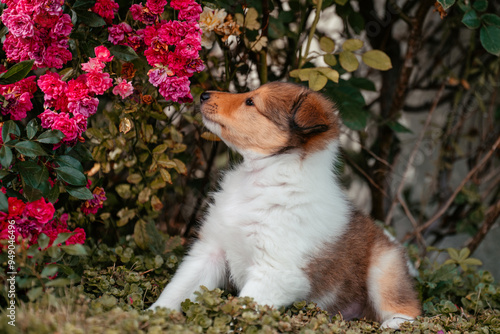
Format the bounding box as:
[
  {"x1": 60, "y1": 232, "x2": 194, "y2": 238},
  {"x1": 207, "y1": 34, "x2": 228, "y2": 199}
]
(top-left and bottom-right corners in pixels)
[{"x1": 200, "y1": 82, "x2": 340, "y2": 156}]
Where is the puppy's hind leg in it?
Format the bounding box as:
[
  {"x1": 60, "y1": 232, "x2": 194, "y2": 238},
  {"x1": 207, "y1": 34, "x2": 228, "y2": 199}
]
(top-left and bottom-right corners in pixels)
[
  {"x1": 367, "y1": 246, "x2": 421, "y2": 330},
  {"x1": 150, "y1": 239, "x2": 227, "y2": 311}
]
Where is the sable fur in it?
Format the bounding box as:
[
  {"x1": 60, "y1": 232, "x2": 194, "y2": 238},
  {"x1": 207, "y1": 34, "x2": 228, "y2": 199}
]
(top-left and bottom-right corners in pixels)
[{"x1": 150, "y1": 82, "x2": 421, "y2": 329}]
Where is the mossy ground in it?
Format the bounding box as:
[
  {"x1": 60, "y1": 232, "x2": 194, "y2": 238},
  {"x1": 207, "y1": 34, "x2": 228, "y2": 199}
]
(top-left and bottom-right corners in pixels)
[
  {"x1": 1, "y1": 238, "x2": 499, "y2": 333},
  {"x1": 2, "y1": 289, "x2": 499, "y2": 334}
]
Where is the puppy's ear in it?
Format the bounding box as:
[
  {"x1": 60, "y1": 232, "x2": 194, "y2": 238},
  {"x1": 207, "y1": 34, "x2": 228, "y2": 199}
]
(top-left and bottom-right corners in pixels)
[{"x1": 290, "y1": 92, "x2": 330, "y2": 136}]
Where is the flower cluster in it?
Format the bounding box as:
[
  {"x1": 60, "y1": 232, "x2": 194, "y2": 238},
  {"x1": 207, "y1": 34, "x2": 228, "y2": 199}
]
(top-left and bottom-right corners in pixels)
[
  {"x1": 0, "y1": 202, "x2": 86, "y2": 250},
  {"x1": 91, "y1": 0, "x2": 119, "y2": 24},
  {"x1": 0, "y1": 197, "x2": 54, "y2": 245},
  {"x1": 37, "y1": 46, "x2": 115, "y2": 145},
  {"x1": 81, "y1": 186, "x2": 107, "y2": 215},
  {"x1": 199, "y1": 7, "x2": 242, "y2": 48},
  {"x1": 0, "y1": 0, "x2": 73, "y2": 68},
  {"x1": 109, "y1": 0, "x2": 205, "y2": 103},
  {"x1": 0, "y1": 74, "x2": 37, "y2": 120}
]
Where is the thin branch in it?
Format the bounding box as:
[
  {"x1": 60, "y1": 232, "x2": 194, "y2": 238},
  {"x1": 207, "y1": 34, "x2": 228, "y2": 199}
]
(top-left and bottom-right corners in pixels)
[
  {"x1": 397, "y1": 191, "x2": 426, "y2": 247},
  {"x1": 342, "y1": 150, "x2": 389, "y2": 198},
  {"x1": 341, "y1": 130, "x2": 393, "y2": 170},
  {"x1": 403, "y1": 135, "x2": 500, "y2": 242},
  {"x1": 465, "y1": 200, "x2": 500, "y2": 254},
  {"x1": 385, "y1": 81, "x2": 446, "y2": 224}
]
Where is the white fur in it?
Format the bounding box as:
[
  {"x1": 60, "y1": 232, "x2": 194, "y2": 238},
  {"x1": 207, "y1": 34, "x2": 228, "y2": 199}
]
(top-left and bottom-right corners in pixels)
[
  {"x1": 150, "y1": 142, "x2": 351, "y2": 311},
  {"x1": 380, "y1": 314, "x2": 415, "y2": 329}
]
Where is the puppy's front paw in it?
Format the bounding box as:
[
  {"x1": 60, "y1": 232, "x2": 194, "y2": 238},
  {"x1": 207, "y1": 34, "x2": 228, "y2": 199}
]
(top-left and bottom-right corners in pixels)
[{"x1": 380, "y1": 315, "x2": 414, "y2": 329}]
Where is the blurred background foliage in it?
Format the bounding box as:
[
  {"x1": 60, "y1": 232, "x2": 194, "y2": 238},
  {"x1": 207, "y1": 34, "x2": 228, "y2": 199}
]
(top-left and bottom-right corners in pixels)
[{"x1": 0, "y1": 0, "x2": 499, "y2": 330}]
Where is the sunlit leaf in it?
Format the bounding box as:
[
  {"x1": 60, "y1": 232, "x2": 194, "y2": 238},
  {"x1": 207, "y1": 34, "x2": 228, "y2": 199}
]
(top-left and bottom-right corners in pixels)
[
  {"x1": 361, "y1": 50, "x2": 392, "y2": 70},
  {"x1": 319, "y1": 36, "x2": 335, "y2": 53},
  {"x1": 342, "y1": 39, "x2": 363, "y2": 51},
  {"x1": 339, "y1": 51, "x2": 359, "y2": 72}
]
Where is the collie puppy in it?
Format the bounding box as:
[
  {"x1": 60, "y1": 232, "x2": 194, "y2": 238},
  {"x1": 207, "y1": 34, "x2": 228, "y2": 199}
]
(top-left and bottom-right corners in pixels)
[{"x1": 151, "y1": 82, "x2": 421, "y2": 329}]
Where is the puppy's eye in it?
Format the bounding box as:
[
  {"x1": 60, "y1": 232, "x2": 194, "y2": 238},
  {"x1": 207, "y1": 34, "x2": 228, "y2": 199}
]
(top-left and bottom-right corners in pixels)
[{"x1": 245, "y1": 98, "x2": 254, "y2": 106}]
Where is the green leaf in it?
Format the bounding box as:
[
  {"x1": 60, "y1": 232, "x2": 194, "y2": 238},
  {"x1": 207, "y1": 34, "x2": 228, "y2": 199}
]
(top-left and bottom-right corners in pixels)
[
  {"x1": 387, "y1": 121, "x2": 413, "y2": 133},
  {"x1": 342, "y1": 39, "x2": 363, "y2": 51},
  {"x1": 316, "y1": 67, "x2": 339, "y2": 83},
  {"x1": 109, "y1": 45, "x2": 139, "y2": 62},
  {"x1": 447, "y1": 247, "x2": 460, "y2": 261},
  {"x1": 41, "y1": 264, "x2": 59, "y2": 278},
  {"x1": 66, "y1": 185, "x2": 93, "y2": 200},
  {"x1": 339, "y1": 104, "x2": 369, "y2": 130},
  {"x1": 0, "y1": 60, "x2": 34, "y2": 85},
  {"x1": 458, "y1": 247, "x2": 471, "y2": 261},
  {"x1": 38, "y1": 233, "x2": 50, "y2": 250},
  {"x1": 2, "y1": 120, "x2": 20, "y2": 143},
  {"x1": 361, "y1": 50, "x2": 393, "y2": 70},
  {"x1": 334, "y1": 0, "x2": 348, "y2": 5},
  {"x1": 54, "y1": 155, "x2": 84, "y2": 172},
  {"x1": 348, "y1": 77, "x2": 376, "y2": 91},
  {"x1": 319, "y1": 36, "x2": 335, "y2": 53},
  {"x1": 472, "y1": 0, "x2": 488, "y2": 12},
  {"x1": 0, "y1": 170, "x2": 9, "y2": 179},
  {"x1": 339, "y1": 51, "x2": 359, "y2": 72},
  {"x1": 348, "y1": 12, "x2": 365, "y2": 34},
  {"x1": 290, "y1": 68, "x2": 314, "y2": 81},
  {"x1": 16, "y1": 160, "x2": 45, "y2": 188},
  {"x1": 324, "y1": 54, "x2": 337, "y2": 66},
  {"x1": 26, "y1": 119, "x2": 39, "y2": 140},
  {"x1": 462, "y1": 258, "x2": 483, "y2": 266},
  {"x1": 152, "y1": 143, "x2": 169, "y2": 154},
  {"x1": 60, "y1": 244, "x2": 87, "y2": 256},
  {"x1": 69, "y1": 142, "x2": 94, "y2": 161},
  {"x1": 0, "y1": 191, "x2": 8, "y2": 212},
  {"x1": 72, "y1": 0, "x2": 95, "y2": 10},
  {"x1": 27, "y1": 287, "x2": 43, "y2": 301},
  {"x1": 14, "y1": 141, "x2": 48, "y2": 157},
  {"x1": 73, "y1": 9, "x2": 106, "y2": 27},
  {"x1": 45, "y1": 278, "x2": 72, "y2": 287},
  {"x1": 47, "y1": 183, "x2": 60, "y2": 203},
  {"x1": 308, "y1": 71, "x2": 328, "y2": 91},
  {"x1": 482, "y1": 13, "x2": 500, "y2": 27},
  {"x1": 23, "y1": 185, "x2": 43, "y2": 202},
  {"x1": 55, "y1": 166, "x2": 87, "y2": 186},
  {"x1": 437, "y1": 0, "x2": 456, "y2": 10},
  {"x1": 53, "y1": 232, "x2": 74, "y2": 246},
  {"x1": 0, "y1": 145, "x2": 13, "y2": 168},
  {"x1": 462, "y1": 9, "x2": 481, "y2": 29},
  {"x1": 480, "y1": 25, "x2": 500, "y2": 56},
  {"x1": 36, "y1": 130, "x2": 64, "y2": 144}
]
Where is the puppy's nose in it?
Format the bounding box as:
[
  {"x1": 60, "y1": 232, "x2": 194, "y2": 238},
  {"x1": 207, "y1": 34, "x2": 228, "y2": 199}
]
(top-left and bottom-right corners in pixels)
[{"x1": 200, "y1": 92, "x2": 210, "y2": 103}]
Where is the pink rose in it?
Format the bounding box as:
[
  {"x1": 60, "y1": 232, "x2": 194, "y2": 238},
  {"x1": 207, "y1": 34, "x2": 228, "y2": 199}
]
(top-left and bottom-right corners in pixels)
[
  {"x1": 8, "y1": 197, "x2": 26, "y2": 217},
  {"x1": 158, "y1": 76, "x2": 192, "y2": 103},
  {"x1": 38, "y1": 71, "x2": 66, "y2": 100},
  {"x1": 94, "y1": 46, "x2": 114, "y2": 62},
  {"x1": 68, "y1": 96, "x2": 99, "y2": 117},
  {"x1": 146, "y1": 0, "x2": 167, "y2": 15},
  {"x1": 108, "y1": 22, "x2": 132, "y2": 45},
  {"x1": 51, "y1": 113, "x2": 79, "y2": 142},
  {"x1": 25, "y1": 198, "x2": 55, "y2": 225},
  {"x1": 91, "y1": 0, "x2": 119, "y2": 24},
  {"x1": 4, "y1": 13, "x2": 35, "y2": 38},
  {"x1": 65, "y1": 76, "x2": 89, "y2": 102},
  {"x1": 178, "y1": 3, "x2": 202, "y2": 21},
  {"x1": 86, "y1": 71, "x2": 113, "y2": 95},
  {"x1": 112, "y1": 78, "x2": 134, "y2": 99},
  {"x1": 81, "y1": 57, "x2": 106, "y2": 73}
]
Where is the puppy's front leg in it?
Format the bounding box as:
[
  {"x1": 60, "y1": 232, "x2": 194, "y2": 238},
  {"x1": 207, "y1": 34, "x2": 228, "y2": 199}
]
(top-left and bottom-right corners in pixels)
[
  {"x1": 238, "y1": 267, "x2": 309, "y2": 308},
  {"x1": 150, "y1": 239, "x2": 226, "y2": 311}
]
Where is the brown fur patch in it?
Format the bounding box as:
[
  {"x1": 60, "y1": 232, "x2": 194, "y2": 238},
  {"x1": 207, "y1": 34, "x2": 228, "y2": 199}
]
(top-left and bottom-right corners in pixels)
[
  {"x1": 199, "y1": 82, "x2": 340, "y2": 155},
  {"x1": 304, "y1": 211, "x2": 421, "y2": 322}
]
